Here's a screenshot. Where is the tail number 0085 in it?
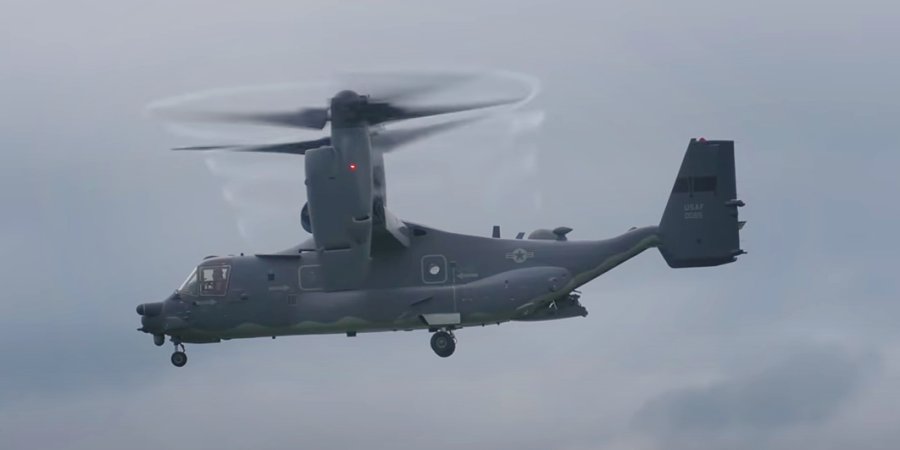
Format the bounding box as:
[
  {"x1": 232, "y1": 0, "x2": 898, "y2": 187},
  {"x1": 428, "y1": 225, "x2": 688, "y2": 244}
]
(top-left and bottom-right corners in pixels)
[{"x1": 684, "y1": 203, "x2": 704, "y2": 219}]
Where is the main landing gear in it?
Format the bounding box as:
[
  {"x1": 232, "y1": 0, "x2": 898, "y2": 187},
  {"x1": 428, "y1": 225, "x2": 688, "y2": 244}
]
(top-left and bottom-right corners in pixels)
[
  {"x1": 170, "y1": 337, "x2": 187, "y2": 367},
  {"x1": 430, "y1": 330, "x2": 456, "y2": 358}
]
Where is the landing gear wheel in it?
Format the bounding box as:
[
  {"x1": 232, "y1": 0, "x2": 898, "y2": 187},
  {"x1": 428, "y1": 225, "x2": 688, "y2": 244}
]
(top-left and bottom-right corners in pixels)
[
  {"x1": 171, "y1": 351, "x2": 188, "y2": 367},
  {"x1": 430, "y1": 331, "x2": 456, "y2": 358}
]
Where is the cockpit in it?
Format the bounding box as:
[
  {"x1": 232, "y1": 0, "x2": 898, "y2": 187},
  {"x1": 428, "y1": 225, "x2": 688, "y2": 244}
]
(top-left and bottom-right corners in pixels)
[{"x1": 178, "y1": 264, "x2": 232, "y2": 297}]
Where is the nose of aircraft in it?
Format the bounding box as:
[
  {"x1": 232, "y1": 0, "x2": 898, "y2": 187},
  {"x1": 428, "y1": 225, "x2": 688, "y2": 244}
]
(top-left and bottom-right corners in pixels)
[
  {"x1": 137, "y1": 301, "x2": 166, "y2": 337},
  {"x1": 136, "y1": 302, "x2": 163, "y2": 317}
]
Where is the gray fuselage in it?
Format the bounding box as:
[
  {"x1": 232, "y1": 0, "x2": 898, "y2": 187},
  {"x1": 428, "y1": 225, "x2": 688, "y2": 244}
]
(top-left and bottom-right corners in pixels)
[
  {"x1": 139, "y1": 224, "x2": 660, "y2": 343},
  {"x1": 138, "y1": 85, "x2": 744, "y2": 366}
]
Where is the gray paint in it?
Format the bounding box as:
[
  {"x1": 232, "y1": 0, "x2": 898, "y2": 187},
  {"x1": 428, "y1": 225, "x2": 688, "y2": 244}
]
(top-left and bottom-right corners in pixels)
[
  {"x1": 137, "y1": 118, "x2": 744, "y2": 363},
  {"x1": 4, "y1": 1, "x2": 900, "y2": 449}
]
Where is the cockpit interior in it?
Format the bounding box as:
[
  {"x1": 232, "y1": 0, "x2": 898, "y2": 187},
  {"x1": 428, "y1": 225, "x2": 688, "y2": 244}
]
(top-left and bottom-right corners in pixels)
[{"x1": 178, "y1": 265, "x2": 231, "y2": 296}]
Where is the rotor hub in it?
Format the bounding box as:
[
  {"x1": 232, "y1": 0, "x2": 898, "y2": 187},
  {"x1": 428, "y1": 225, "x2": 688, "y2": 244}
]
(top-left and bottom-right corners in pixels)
[{"x1": 330, "y1": 90, "x2": 369, "y2": 128}]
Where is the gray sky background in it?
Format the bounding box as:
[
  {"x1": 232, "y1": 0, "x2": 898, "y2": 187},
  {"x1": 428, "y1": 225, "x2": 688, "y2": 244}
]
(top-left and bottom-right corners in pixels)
[{"x1": 2, "y1": 1, "x2": 899, "y2": 449}]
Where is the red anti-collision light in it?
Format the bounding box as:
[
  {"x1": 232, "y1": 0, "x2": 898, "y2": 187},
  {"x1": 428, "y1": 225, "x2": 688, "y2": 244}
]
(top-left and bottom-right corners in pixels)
[{"x1": 348, "y1": 163, "x2": 358, "y2": 172}]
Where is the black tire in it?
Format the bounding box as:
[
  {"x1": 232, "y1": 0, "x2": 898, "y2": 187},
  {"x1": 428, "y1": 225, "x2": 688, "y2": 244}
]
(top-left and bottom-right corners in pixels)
[
  {"x1": 171, "y1": 351, "x2": 188, "y2": 367},
  {"x1": 430, "y1": 331, "x2": 456, "y2": 358}
]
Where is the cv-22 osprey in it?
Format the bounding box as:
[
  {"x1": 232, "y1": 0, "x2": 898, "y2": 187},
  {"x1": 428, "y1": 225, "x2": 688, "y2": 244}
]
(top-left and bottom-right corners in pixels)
[{"x1": 137, "y1": 82, "x2": 746, "y2": 367}]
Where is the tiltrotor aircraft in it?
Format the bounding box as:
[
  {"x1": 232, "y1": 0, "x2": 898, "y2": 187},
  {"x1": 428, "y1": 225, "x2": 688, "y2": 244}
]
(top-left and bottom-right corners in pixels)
[{"x1": 137, "y1": 80, "x2": 746, "y2": 367}]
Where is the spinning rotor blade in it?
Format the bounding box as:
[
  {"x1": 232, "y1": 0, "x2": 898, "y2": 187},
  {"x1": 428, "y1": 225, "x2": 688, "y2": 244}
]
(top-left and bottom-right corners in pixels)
[
  {"x1": 373, "y1": 97, "x2": 521, "y2": 124},
  {"x1": 173, "y1": 137, "x2": 331, "y2": 155},
  {"x1": 177, "y1": 107, "x2": 329, "y2": 130},
  {"x1": 173, "y1": 116, "x2": 486, "y2": 155},
  {"x1": 200, "y1": 95, "x2": 519, "y2": 129},
  {"x1": 371, "y1": 116, "x2": 484, "y2": 152},
  {"x1": 338, "y1": 71, "x2": 479, "y2": 103},
  {"x1": 165, "y1": 73, "x2": 522, "y2": 131}
]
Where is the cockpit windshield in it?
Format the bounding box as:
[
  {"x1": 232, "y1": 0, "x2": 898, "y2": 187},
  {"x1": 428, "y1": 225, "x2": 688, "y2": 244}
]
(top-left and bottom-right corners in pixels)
[
  {"x1": 177, "y1": 264, "x2": 232, "y2": 297},
  {"x1": 178, "y1": 268, "x2": 198, "y2": 295}
]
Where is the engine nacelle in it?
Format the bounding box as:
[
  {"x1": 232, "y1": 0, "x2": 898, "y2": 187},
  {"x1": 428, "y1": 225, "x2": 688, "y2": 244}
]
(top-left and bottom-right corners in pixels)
[{"x1": 304, "y1": 144, "x2": 372, "y2": 289}]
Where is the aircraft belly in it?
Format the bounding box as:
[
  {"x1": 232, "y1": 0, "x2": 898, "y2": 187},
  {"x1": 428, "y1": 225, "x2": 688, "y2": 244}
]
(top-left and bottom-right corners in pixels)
[{"x1": 185, "y1": 286, "x2": 458, "y2": 340}]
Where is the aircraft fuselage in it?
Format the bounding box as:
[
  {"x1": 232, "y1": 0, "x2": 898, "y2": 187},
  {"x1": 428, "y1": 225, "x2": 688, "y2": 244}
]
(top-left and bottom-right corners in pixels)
[{"x1": 138, "y1": 224, "x2": 661, "y2": 344}]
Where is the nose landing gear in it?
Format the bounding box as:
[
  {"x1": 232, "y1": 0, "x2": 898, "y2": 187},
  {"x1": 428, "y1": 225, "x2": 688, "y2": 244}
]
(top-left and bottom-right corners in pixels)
[
  {"x1": 170, "y1": 338, "x2": 188, "y2": 367},
  {"x1": 430, "y1": 330, "x2": 456, "y2": 358}
]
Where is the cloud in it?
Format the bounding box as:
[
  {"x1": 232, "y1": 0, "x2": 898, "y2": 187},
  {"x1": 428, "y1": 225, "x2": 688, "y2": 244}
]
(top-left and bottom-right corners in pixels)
[
  {"x1": 630, "y1": 343, "x2": 880, "y2": 449},
  {"x1": 2, "y1": 1, "x2": 900, "y2": 450}
]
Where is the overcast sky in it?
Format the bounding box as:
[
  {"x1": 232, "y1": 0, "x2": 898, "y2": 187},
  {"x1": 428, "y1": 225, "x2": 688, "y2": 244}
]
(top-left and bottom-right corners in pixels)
[{"x1": 2, "y1": 1, "x2": 899, "y2": 449}]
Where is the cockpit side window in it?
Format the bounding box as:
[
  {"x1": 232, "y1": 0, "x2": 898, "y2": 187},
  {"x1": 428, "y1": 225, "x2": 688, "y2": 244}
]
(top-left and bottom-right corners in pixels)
[
  {"x1": 178, "y1": 268, "x2": 198, "y2": 296},
  {"x1": 199, "y1": 265, "x2": 231, "y2": 296}
]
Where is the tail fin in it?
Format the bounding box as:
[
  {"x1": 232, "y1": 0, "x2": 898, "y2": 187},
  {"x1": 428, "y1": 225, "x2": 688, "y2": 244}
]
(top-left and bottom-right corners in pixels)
[{"x1": 658, "y1": 139, "x2": 745, "y2": 268}]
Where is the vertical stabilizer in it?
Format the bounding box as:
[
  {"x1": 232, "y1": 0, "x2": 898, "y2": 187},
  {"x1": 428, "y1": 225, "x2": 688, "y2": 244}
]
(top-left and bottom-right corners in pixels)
[{"x1": 658, "y1": 139, "x2": 745, "y2": 268}]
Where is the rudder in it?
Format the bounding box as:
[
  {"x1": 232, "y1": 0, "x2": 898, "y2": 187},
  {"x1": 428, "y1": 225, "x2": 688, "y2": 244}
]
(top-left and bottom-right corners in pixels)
[{"x1": 658, "y1": 139, "x2": 745, "y2": 268}]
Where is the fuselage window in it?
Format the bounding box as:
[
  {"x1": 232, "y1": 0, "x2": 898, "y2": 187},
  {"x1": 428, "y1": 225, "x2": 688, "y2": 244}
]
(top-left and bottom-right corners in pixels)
[
  {"x1": 421, "y1": 255, "x2": 448, "y2": 284},
  {"x1": 199, "y1": 265, "x2": 231, "y2": 296}
]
